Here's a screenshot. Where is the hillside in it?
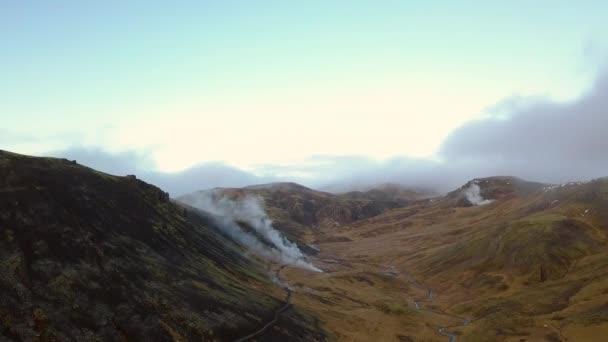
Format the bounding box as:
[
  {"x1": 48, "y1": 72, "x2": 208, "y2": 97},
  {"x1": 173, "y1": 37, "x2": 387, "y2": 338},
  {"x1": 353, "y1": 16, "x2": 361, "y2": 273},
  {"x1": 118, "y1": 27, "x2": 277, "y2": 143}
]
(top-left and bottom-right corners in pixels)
[
  {"x1": 0, "y1": 150, "x2": 324, "y2": 341},
  {"x1": 178, "y1": 182, "x2": 419, "y2": 251},
  {"x1": 4, "y1": 148, "x2": 608, "y2": 341},
  {"x1": 340, "y1": 182, "x2": 434, "y2": 205},
  {"x1": 274, "y1": 176, "x2": 608, "y2": 341}
]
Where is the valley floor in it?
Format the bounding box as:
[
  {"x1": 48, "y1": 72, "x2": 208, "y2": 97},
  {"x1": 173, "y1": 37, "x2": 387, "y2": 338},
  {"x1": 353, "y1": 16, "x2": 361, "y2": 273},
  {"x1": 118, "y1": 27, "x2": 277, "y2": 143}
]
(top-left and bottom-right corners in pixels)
[{"x1": 276, "y1": 186, "x2": 608, "y2": 341}]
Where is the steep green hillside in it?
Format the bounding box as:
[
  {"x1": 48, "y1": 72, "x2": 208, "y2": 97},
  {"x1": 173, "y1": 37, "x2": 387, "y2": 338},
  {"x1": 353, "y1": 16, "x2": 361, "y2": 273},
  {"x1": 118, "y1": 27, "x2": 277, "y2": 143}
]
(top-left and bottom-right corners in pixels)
[{"x1": 0, "y1": 150, "x2": 324, "y2": 341}]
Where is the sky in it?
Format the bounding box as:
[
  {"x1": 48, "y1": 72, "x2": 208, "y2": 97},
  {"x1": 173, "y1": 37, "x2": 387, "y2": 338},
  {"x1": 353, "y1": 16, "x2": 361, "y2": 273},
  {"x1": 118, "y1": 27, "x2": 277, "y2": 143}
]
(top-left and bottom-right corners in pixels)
[{"x1": 2, "y1": 1, "x2": 608, "y2": 195}]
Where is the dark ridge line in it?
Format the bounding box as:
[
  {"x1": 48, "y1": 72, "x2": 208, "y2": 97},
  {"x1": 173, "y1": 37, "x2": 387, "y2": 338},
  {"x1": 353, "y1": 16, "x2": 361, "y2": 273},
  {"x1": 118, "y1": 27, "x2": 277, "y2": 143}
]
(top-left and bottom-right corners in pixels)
[{"x1": 234, "y1": 265, "x2": 292, "y2": 342}]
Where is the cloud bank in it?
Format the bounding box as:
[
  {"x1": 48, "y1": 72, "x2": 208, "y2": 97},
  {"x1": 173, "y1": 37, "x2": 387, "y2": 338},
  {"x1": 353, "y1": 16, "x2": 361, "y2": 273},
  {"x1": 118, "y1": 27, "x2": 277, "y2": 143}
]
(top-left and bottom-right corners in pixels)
[
  {"x1": 35, "y1": 68, "x2": 608, "y2": 195},
  {"x1": 46, "y1": 147, "x2": 270, "y2": 196},
  {"x1": 439, "y1": 70, "x2": 608, "y2": 184}
]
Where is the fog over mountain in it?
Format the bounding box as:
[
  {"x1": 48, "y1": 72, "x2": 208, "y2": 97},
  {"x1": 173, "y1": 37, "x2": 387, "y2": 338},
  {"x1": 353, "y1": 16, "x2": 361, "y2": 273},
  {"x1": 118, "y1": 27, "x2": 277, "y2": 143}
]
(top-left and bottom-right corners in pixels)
[
  {"x1": 42, "y1": 67, "x2": 607, "y2": 196},
  {"x1": 439, "y1": 68, "x2": 608, "y2": 184},
  {"x1": 39, "y1": 68, "x2": 606, "y2": 195}
]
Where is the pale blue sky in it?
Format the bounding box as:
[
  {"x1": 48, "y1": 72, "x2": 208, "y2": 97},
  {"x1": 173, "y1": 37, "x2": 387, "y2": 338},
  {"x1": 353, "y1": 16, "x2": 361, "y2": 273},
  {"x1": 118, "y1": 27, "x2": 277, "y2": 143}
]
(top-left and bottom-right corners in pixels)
[{"x1": 2, "y1": 1, "x2": 607, "y2": 177}]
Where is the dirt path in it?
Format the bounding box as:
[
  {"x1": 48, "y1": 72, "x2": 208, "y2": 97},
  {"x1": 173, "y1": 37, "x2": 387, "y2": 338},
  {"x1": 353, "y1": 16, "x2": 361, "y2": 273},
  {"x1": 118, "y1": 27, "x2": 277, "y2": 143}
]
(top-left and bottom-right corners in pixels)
[
  {"x1": 407, "y1": 272, "x2": 469, "y2": 341},
  {"x1": 377, "y1": 263, "x2": 471, "y2": 341},
  {"x1": 234, "y1": 265, "x2": 292, "y2": 342}
]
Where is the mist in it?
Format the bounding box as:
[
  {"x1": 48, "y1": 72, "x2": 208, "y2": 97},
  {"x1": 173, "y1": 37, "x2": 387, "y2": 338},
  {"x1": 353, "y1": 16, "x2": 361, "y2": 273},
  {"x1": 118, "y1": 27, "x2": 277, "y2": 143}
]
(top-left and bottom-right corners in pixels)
[
  {"x1": 36, "y1": 67, "x2": 608, "y2": 196},
  {"x1": 439, "y1": 69, "x2": 608, "y2": 185},
  {"x1": 45, "y1": 147, "x2": 272, "y2": 196},
  {"x1": 179, "y1": 190, "x2": 322, "y2": 272}
]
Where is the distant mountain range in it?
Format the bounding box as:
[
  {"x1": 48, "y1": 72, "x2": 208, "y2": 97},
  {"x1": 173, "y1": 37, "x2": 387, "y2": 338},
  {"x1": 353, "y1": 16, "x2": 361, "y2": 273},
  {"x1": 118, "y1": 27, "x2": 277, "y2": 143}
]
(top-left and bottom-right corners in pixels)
[{"x1": 2, "y1": 149, "x2": 608, "y2": 341}]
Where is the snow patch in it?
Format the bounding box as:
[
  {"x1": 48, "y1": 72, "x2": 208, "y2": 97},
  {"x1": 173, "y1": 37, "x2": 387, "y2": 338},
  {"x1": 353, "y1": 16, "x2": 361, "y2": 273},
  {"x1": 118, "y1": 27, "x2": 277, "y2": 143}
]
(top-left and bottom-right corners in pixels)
[{"x1": 544, "y1": 181, "x2": 591, "y2": 192}]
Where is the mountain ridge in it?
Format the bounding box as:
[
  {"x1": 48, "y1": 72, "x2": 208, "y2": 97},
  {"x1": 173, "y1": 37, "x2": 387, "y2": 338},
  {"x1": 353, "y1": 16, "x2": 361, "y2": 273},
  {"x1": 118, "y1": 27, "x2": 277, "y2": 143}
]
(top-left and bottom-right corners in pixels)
[
  {"x1": 0, "y1": 149, "x2": 325, "y2": 341},
  {"x1": 4, "y1": 148, "x2": 608, "y2": 341}
]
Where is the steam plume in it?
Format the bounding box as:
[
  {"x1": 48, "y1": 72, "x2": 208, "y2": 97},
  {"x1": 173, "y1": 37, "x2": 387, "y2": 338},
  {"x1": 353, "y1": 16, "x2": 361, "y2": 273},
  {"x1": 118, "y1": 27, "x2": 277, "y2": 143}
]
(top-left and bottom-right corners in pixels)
[
  {"x1": 464, "y1": 182, "x2": 493, "y2": 206},
  {"x1": 181, "y1": 190, "x2": 321, "y2": 272}
]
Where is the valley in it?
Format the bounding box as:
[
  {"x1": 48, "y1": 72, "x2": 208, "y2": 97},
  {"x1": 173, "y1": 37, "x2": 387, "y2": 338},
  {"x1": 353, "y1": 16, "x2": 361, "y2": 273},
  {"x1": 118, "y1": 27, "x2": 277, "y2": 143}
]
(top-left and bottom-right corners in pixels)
[
  {"x1": 2, "y1": 149, "x2": 608, "y2": 341},
  {"x1": 236, "y1": 177, "x2": 608, "y2": 341},
  {"x1": 4, "y1": 2, "x2": 607, "y2": 341}
]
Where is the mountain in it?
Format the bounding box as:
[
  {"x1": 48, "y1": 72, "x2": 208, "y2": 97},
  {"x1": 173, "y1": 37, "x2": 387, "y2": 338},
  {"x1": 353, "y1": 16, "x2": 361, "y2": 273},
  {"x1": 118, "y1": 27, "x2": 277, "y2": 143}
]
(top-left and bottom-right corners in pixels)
[
  {"x1": 339, "y1": 182, "x2": 434, "y2": 205},
  {"x1": 442, "y1": 176, "x2": 547, "y2": 207},
  {"x1": 178, "y1": 182, "x2": 422, "y2": 253},
  {"x1": 4, "y1": 148, "x2": 608, "y2": 341},
  {"x1": 0, "y1": 150, "x2": 324, "y2": 341},
  {"x1": 273, "y1": 176, "x2": 608, "y2": 341}
]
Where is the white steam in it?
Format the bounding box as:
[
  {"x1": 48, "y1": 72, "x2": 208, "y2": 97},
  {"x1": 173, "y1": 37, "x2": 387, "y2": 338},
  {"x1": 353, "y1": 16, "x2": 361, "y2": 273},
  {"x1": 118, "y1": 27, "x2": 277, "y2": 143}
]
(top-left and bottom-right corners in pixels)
[
  {"x1": 182, "y1": 190, "x2": 321, "y2": 272},
  {"x1": 464, "y1": 182, "x2": 493, "y2": 206}
]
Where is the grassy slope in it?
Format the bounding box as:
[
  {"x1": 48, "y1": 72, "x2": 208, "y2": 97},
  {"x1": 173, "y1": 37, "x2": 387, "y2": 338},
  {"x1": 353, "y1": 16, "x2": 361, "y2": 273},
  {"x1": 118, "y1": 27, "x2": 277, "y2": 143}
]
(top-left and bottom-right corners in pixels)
[
  {"x1": 0, "y1": 150, "x2": 324, "y2": 341},
  {"x1": 285, "y1": 177, "x2": 608, "y2": 341}
]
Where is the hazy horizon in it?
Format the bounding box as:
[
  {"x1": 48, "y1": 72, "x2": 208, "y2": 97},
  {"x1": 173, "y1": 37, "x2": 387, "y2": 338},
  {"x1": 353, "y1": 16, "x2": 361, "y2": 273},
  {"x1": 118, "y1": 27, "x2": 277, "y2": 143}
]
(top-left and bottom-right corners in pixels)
[{"x1": 2, "y1": 1, "x2": 608, "y2": 195}]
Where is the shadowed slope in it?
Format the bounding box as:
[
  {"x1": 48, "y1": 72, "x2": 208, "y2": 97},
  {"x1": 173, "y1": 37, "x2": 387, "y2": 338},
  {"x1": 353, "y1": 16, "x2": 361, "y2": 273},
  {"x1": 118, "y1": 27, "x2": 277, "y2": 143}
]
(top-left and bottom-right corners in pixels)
[{"x1": 0, "y1": 150, "x2": 325, "y2": 341}]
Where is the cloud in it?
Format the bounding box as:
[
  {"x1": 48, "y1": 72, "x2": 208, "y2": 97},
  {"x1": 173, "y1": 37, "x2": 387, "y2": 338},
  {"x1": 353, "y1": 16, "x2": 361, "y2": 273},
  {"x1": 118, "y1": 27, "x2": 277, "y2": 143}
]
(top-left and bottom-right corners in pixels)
[
  {"x1": 48, "y1": 147, "x2": 155, "y2": 176},
  {"x1": 47, "y1": 147, "x2": 271, "y2": 196},
  {"x1": 145, "y1": 163, "x2": 270, "y2": 197},
  {"x1": 14, "y1": 68, "x2": 608, "y2": 196},
  {"x1": 252, "y1": 68, "x2": 608, "y2": 191},
  {"x1": 0, "y1": 130, "x2": 83, "y2": 155},
  {"x1": 282, "y1": 155, "x2": 446, "y2": 192},
  {"x1": 439, "y1": 69, "x2": 608, "y2": 183},
  {"x1": 0, "y1": 130, "x2": 35, "y2": 144}
]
